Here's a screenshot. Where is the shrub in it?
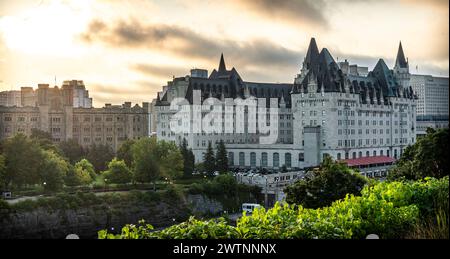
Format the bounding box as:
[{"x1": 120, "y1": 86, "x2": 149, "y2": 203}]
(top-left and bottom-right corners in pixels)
[{"x1": 99, "y1": 177, "x2": 448, "y2": 239}]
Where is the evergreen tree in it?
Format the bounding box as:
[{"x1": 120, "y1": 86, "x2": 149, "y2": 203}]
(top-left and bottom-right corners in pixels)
[
  {"x1": 215, "y1": 140, "x2": 228, "y2": 173},
  {"x1": 203, "y1": 141, "x2": 216, "y2": 175},
  {"x1": 180, "y1": 138, "x2": 195, "y2": 178}
]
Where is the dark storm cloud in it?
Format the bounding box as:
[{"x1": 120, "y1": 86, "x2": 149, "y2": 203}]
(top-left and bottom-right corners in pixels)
[
  {"x1": 81, "y1": 19, "x2": 303, "y2": 70},
  {"x1": 229, "y1": 0, "x2": 328, "y2": 27}
]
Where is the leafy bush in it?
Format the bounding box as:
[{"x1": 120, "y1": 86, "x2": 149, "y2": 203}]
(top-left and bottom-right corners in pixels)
[
  {"x1": 99, "y1": 177, "x2": 448, "y2": 239},
  {"x1": 285, "y1": 156, "x2": 367, "y2": 208}
]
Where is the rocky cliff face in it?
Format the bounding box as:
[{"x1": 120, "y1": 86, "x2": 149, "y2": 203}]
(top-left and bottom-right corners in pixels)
[{"x1": 0, "y1": 194, "x2": 226, "y2": 239}]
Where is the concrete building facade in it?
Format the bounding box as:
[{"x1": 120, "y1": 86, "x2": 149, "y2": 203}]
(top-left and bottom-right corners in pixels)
[
  {"x1": 410, "y1": 74, "x2": 448, "y2": 136},
  {"x1": 0, "y1": 84, "x2": 149, "y2": 151}
]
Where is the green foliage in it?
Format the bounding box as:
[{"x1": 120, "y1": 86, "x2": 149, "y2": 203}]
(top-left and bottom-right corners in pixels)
[
  {"x1": 65, "y1": 163, "x2": 93, "y2": 187},
  {"x1": 0, "y1": 154, "x2": 6, "y2": 189},
  {"x1": 188, "y1": 173, "x2": 238, "y2": 196},
  {"x1": 86, "y1": 143, "x2": 115, "y2": 172},
  {"x1": 132, "y1": 137, "x2": 160, "y2": 186},
  {"x1": 58, "y1": 139, "x2": 86, "y2": 164},
  {"x1": 103, "y1": 158, "x2": 132, "y2": 184},
  {"x1": 389, "y1": 128, "x2": 449, "y2": 180},
  {"x1": 2, "y1": 133, "x2": 43, "y2": 187},
  {"x1": 132, "y1": 137, "x2": 183, "y2": 187},
  {"x1": 203, "y1": 142, "x2": 215, "y2": 175},
  {"x1": 156, "y1": 140, "x2": 184, "y2": 181},
  {"x1": 215, "y1": 140, "x2": 228, "y2": 174},
  {"x1": 117, "y1": 139, "x2": 135, "y2": 168},
  {"x1": 100, "y1": 177, "x2": 448, "y2": 239},
  {"x1": 74, "y1": 159, "x2": 96, "y2": 181},
  {"x1": 30, "y1": 128, "x2": 60, "y2": 153},
  {"x1": 179, "y1": 138, "x2": 195, "y2": 178},
  {"x1": 39, "y1": 150, "x2": 70, "y2": 192},
  {"x1": 285, "y1": 156, "x2": 367, "y2": 208}
]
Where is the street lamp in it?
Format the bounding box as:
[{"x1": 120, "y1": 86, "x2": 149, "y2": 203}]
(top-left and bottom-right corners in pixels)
[{"x1": 104, "y1": 178, "x2": 108, "y2": 192}]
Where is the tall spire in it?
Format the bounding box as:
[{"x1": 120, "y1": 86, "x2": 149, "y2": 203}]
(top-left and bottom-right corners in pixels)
[
  {"x1": 304, "y1": 37, "x2": 320, "y2": 70},
  {"x1": 395, "y1": 41, "x2": 408, "y2": 68},
  {"x1": 219, "y1": 53, "x2": 227, "y2": 72}
]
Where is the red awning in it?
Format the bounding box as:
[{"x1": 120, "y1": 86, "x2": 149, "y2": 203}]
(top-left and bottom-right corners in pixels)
[{"x1": 339, "y1": 156, "x2": 396, "y2": 167}]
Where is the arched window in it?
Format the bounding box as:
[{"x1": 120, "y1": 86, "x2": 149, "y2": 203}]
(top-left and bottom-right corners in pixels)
[
  {"x1": 285, "y1": 153, "x2": 291, "y2": 168},
  {"x1": 273, "y1": 153, "x2": 279, "y2": 168},
  {"x1": 380, "y1": 150, "x2": 384, "y2": 156},
  {"x1": 373, "y1": 150, "x2": 377, "y2": 157},
  {"x1": 250, "y1": 152, "x2": 256, "y2": 167},
  {"x1": 359, "y1": 151, "x2": 362, "y2": 158},
  {"x1": 352, "y1": 152, "x2": 356, "y2": 159},
  {"x1": 366, "y1": 151, "x2": 370, "y2": 157},
  {"x1": 337, "y1": 153, "x2": 341, "y2": 160},
  {"x1": 239, "y1": 152, "x2": 245, "y2": 166},
  {"x1": 261, "y1": 152, "x2": 268, "y2": 167}
]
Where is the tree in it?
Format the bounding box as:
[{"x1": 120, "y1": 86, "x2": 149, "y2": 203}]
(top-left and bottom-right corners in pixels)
[
  {"x1": 30, "y1": 128, "x2": 60, "y2": 153},
  {"x1": 132, "y1": 137, "x2": 184, "y2": 190},
  {"x1": 103, "y1": 158, "x2": 132, "y2": 184},
  {"x1": 156, "y1": 140, "x2": 183, "y2": 181},
  {"x1": 2, "y1": 134, "x2": 43, "y2": 187},
  {"x1": 117, "y1": 139, "x2": 135, "y2": 168},
  {"x1": 388, "y1": 128, "x2": 449, "y2": 181},
  {"x1": 39, "y1": 150, "x2": 69, "y2": 192},
  {"x1": 284, "y1": 156, "x2": 367, "y2": 209},
  {"x1": 74, "y1": 159, "x2": 96, "y2": 181},
  {"x1": 203, "y1": 142, "x2": 216, "y2": 175},
  {"x1": 0, "y1": 154, "x2": 6, "y2": 189},
  {"x1": 215, "y1": 140, "x2": 228, "y2": 174},
  {"x1": 86, "y1": 144, "x2": 115, "y2": 172},
  {"x1": 64, "y1": 164, "x2": 92, "y2": 187},
  {"x1": 180, "y1": 138, "x2": 195, "y2": 178},
  {"x1": 59, "y1": 139, "x2": 86, "y2": 164},
  {"x1": 132, "y1": 137, "x2": 160, "y2": 189}
]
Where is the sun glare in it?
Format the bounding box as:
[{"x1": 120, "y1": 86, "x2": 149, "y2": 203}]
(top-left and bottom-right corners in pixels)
[{"x1": 0, "y1": 0, "x2": 91, "y2": 57}]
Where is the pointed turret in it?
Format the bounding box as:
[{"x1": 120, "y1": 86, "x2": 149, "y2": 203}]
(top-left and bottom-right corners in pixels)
[
  {"x1": 305, "y1": 38, "x2": 320, "y2": 70},
  {"x1": 219, "y1": 53, "x2": 227, "y2": 72},
  {"x1": 395, "y1": 41, "x2": 408, "y2": 68}
]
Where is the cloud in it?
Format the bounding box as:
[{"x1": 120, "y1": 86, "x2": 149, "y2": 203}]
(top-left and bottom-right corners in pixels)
[
  {"x1": 131, "y1": 63, "x2": 189, "y2": 79},
  {"x1": 80, "y1": 19, "x2": 303, "y2": 72},
  {"x1": 228, "y1": 0, "x2": 328, "y2": 27}
]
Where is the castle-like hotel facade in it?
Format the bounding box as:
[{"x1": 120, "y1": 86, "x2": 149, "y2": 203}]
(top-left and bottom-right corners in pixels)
[{"x1": 154, "y1": 38, "x2": 417, "y2": 169}]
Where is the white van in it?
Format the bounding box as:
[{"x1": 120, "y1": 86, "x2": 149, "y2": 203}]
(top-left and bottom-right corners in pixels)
[{"x1": 242, "y1": 203, "x2": 262, "y2": 213}]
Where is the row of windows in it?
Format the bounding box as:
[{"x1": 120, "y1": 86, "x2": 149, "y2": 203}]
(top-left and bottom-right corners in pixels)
[
  {"x1": 336, "y1": 150, "x2": 392, "y2": 160},
  {"x1": 3, "y1": 116, "x2": 39, "y2": 122},
  {"x1": 229, "y1": 152, "x2": 293, "y2": 168},
  {"x1": 337, "y1": 137, "x2": 414, "y2": 147}
]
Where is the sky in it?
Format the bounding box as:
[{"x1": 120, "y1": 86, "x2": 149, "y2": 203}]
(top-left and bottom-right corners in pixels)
[{"x1": 0, "y1": 0, "x2": 448, "y2": 107}]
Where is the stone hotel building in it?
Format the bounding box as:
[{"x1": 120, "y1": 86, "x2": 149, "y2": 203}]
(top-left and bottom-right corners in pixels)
[{"x1": 153, "y1": 38, "x2": 418, "y2": 171}]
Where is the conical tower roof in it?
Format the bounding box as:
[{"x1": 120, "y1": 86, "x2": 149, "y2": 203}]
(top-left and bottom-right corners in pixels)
[
  {"x1": 219, "y1": 53, "x2": 227, "y2": 72},
  {"x1": 305, "y1": 38, "x2": 320, "y2": 70},
  {"x1": 395, "y1": 41, "x2": 408, "y2": 68}
]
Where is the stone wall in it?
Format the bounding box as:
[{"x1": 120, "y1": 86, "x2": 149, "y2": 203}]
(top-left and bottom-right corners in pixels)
[{"x1": 0, "y1": 194, "x2": 231, "y2": 239}]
